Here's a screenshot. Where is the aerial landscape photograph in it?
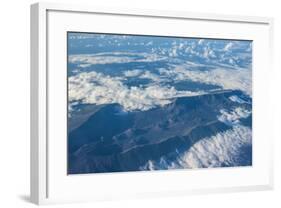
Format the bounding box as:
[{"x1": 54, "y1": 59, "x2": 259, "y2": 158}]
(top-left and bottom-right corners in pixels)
[{"x1": 67, "y1": 32, "x2": 252, "y2": 174}]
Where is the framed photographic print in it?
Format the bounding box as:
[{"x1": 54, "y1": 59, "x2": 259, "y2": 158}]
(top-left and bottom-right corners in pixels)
[{"x1": 30, "y1": 2, "x2": 274, "y2": 205}]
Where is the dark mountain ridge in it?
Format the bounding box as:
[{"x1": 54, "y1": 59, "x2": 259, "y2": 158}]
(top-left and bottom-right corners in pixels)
[{"x1": 68, "y1": 89, "x2": 252, "y2": 174}]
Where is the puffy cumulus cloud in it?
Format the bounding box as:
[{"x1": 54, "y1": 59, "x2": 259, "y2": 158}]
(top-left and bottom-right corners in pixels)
[
  {"x1": 167, "y1": 41, "x2": 189, "y2": 57},
  {"x1": 69, "y1": 52, "x2": 166, "y2": 66},
  {"x1": 223, "y1": 42, "x2": 234, "y2": 51},
  {"x1": 168, "y1": 47, "x2": 178, "y2": 57},
  {"x1": 69, "y1": 71, "x2": 205, "y2": 112},
  {"x1": 217, "y1": 107, "x2": 251, "y2": 126},
  {"x1": 140, "y1": 125, "x2": 251, "y2": 170},
  {"x1": 203, "y1": 47, "x2": 216, "y2": 59},
  {"x1": 158, "y1": 65, "x2": 252, "y2": 96}
]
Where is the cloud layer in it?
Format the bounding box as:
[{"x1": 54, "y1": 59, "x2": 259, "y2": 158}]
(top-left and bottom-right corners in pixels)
[
  {"x1": 69, "y1": 55, "x2": 252, "y2": 112},
  {"x1": 69, "y1": 52, "x2": 166, "y2": 66},
  {"x1": 69, "y1": 71, "x2": 205, "y2": 111},
  {"x1": 68, "y1": 36, "x2": 252, "y2": 113},
  {"x1": 158, "y1": 65, "x2": 252, "y2": 96}
]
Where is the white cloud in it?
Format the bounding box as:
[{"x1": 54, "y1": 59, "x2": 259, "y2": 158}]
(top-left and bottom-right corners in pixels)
[
  {"x1": 217, "y1": 107, "x2": 251, "y2": 126},
  {"x1": 229, "y1": 95, "x2": 249, "y2": 104},
  {"x1": 139, "y1": 71, "x2": 163, "y2": 82},
  {"x1": 78, "y1": 64, "x2": 91, "y2": 68},
  {"x1": 224, "y1": 42, "x2": 234, "y2": 51},
  {"x1": 69, "y1": 55, "x2": 134, "y2": 65},
  {"x1": 69, "y1": 52, "x2": 166, "y2": 66},
  {"x1": 228, "y1": 58, "x2": 235, "y2": 65},
  {"x1": 169, "y1": 47, "x2": 178, "y2": 57},
  {"x1": 123, "y1": 69, "x2": 142, "y2": 77},
  {"x1": 202, "y1": 46, "x2": 216, "y2": 59},
  {"x1": 198, "y1": 39, "x2": 204, "y2": 45},
  {"x1": 68, "y1": 101, "x2": 79, "y2": 117},
  {"x1": 175, "y1": 125, "x2": 251, "y2": 169},
  {"x1": 123, "y1": 69, "x2": 164, "y2": 82},
  {"x1": 166, "y1": 42, "x2": 189, "y2": 57},
  {"x1": 158, "y1": 65, "x2": 252, "y2": 96},
  {"x1": 140, "y1": 124, "x2": 251, "y2": 170},
  {"x1": 146, "y1": 41, "x2": 153, "y2": 46},
  {"x1": 69, "y1": 71, "x2": 205, "y2": 112},
  {"x1": 178, "y1": 43, "x2": 185, "y2": 49}
]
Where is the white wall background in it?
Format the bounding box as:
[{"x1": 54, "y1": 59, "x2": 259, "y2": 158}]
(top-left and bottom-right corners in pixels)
[{"x1": 0, "y1": 0, "x2": 280, "y2": 207}]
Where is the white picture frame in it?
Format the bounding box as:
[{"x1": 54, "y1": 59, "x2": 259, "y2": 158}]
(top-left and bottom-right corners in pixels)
[{"x1": 30, "y1": 2, "x2": 274, "y2": 205}]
